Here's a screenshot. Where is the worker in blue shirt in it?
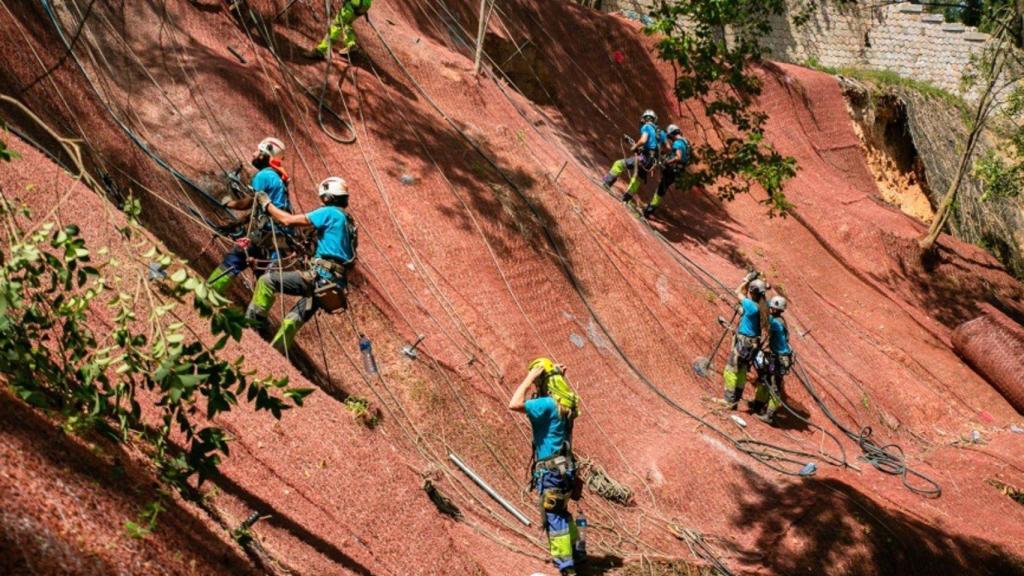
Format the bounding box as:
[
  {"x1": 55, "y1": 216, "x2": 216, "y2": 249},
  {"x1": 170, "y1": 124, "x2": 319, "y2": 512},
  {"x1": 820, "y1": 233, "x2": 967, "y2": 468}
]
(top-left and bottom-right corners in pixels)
[
  {"x1": 602, "y1": 109, "x2": 664, "y2": 205},
  {"x1": 750, "y1": 296, "x2": 793, "y2": 424},
  {"x1": 246, "y1": 177, "x2": 355, "y2": 353},
  {"x1": 721, "y1": 273, "x2": 769, "y2": 408},
  {"x1": 208, "y1": 137, "x2": 292, "y2": 295},
  {"x1": 509, "y1": 358, "x2": 583, "y2": 576},
  {"x1": 643, "y1": 123, "x2": 690, "y2": 219}
]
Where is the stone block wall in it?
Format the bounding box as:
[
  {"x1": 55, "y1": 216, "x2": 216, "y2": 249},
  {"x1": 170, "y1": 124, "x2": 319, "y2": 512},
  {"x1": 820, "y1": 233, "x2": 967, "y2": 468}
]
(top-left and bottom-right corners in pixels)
[
  {"x1": 600, "y1": 1, "x2": 992, "y2": 100},
  {"x1": 754, "y1": 2, "x2": 990, "y2": 97}
]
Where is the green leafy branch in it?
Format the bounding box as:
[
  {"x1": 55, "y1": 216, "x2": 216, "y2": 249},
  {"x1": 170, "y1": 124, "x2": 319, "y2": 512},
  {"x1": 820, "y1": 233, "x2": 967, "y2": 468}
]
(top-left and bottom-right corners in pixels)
[{"x1": 0, "y1": 199, "x2": 314, "y2": 495}]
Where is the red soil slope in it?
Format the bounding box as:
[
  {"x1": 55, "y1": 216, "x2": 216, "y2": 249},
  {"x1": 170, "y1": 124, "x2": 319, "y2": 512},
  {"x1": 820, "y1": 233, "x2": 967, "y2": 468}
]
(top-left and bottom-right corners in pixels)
[{"x1": 2, "y1": 1, "x2": 1024, "y2": 574}]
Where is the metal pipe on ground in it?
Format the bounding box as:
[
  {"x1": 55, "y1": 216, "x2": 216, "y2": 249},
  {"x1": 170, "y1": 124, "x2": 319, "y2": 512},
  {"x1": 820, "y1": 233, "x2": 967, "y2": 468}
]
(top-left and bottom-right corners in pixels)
[{"x1": 448, "y1": 452, "x2": 531, "y2": 526}]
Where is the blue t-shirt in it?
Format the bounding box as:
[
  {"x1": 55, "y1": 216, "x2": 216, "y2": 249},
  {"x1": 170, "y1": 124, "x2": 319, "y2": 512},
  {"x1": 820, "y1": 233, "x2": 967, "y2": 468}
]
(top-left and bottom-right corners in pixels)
[
  {"x1": 252, "y1": 168, "x2": 290, "y2": 212},
  {"x1": 639, "y1": 123, "x2": 662, "y2": 152},
  {"x1": 737, "y1": 297, "x2": 761, "y2": 338},
  {"x1": 524, "y1": 396, "x2": 568, "y2": 461},
  {"x1": 769, "y1": 316, "x2": 791, "y2": 355},
  {"x1": 306, "y1": 206, "x2": 354, "y2": 263},
  {"x1": 670, "y1": 137, "x2": 690, "y2": 164}
]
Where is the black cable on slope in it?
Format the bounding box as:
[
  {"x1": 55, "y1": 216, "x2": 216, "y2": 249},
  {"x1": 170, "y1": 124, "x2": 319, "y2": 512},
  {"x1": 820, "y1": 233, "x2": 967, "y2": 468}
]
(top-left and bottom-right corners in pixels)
[
  {"x1": 239, "y1": 2, "x2": 357, "y2": 144},
  {"x1": 39, "y1": 0, "x2": 237, "y2": 221},
  {"x1": 365, "y1": 14, "x2": 843, "y2": 480},
  {"x1": 423, "y1": 1, "x2": 943, "y2": 498},
  {"x1": 791, "y1": 359, "x2": 941, "y2": 497}
]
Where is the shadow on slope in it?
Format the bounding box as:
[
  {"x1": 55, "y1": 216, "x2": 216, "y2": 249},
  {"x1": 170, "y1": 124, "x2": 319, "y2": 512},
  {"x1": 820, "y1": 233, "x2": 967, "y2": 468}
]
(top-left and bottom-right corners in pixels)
[
  {"x1": 730, "y1": 466, "x2": 1024, "y2": 575},
  {"x1": 0, "y1": 391, "x2": 256, "y2": 575},
  {"x1": 213, "y1": 473, "x2": 374, "y2": 576},
  {"x1": 873, "y1": 233, "x2": 1024, "y2": 328}
]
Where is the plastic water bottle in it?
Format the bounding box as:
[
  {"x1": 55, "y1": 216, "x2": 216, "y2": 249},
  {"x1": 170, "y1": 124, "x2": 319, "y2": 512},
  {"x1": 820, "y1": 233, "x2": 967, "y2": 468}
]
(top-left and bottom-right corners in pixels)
[
  {"x1": 359, "y1": 336, "x2": 378, "y2": 375},
  {"x1": 799, "y1": 462, "x2": 817, "y2": 477},
  {"x1": 574, "y1": 510, "x2": 588, "y2": 557}
]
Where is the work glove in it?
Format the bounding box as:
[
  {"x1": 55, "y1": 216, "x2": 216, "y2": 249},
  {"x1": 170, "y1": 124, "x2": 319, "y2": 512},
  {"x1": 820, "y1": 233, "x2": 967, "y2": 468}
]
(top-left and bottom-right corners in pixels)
[
  {"x1": 254, "y1": 191, "x2": 271, "y2": 211},
  {"x1": 220, "y1": 194, "x2": 234, "y2": 208},
  {"x1": 744, "y1": 270, "x2": 759, "y2": 283}
]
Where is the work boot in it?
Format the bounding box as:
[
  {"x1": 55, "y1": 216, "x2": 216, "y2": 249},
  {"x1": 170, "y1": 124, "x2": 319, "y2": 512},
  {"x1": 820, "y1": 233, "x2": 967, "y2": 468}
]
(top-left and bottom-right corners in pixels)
[
  {"x1": 620, "y1": 192, "x2": 633, "y2": 204},
  {"x1": 601, "y1": 174, "x2": 616, "y2": 190},
  {"x1": 244, "y1": 305, "x2": 267, "y2": 328},
  {"x1": 747, "y1": 400, "x2": 766, "y2": 415},
  {"x1": 560, "y1": 569, "x2": 577, "y2": 576},
  {"x1": 755, "y1": 411, "x2": 776, "y2": 425},
  {"x1": 642, "y1": 204, "x2": 656, "y2": 218}
]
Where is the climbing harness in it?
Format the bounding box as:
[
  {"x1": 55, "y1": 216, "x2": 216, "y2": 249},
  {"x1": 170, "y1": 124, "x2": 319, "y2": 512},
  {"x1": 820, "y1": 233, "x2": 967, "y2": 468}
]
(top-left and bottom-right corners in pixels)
[{"x1": 310, "y1": 256, "x2": 351, "y2": 313}]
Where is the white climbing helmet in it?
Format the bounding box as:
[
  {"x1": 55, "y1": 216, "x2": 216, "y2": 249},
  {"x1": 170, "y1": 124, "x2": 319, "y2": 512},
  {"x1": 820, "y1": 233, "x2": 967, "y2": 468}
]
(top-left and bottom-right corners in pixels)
[
  {"x1": 640, "y1": 109, "x2": 657, "y2": 124},
  {"x1": 749, "y1": 279, "x2": 767, "y2": 295},
  {"x1": 769, "y1": 295, "x2": 788, "y2": 312},
  {"x1": 318, "y1": 176, "x2": 348, "y2": 199},
  {"x1": 257, "y1": 136, "x2": 286, "y2": 158},
  {"x1": 666, "y1": 123, "x2": 681, "y2": 137}
]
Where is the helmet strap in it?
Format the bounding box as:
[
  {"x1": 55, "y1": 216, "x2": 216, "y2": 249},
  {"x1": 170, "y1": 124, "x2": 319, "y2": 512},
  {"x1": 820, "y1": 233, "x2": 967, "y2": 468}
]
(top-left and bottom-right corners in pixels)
[{"x1": 251, "y1": 154, "x2": 270, "y2": 170}]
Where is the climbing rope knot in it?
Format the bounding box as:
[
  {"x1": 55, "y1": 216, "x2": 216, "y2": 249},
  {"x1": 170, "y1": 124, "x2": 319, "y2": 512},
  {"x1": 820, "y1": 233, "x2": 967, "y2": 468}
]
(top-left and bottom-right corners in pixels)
[{"x1": 576, "y1": 456, "x2": 633, "y2": 505}]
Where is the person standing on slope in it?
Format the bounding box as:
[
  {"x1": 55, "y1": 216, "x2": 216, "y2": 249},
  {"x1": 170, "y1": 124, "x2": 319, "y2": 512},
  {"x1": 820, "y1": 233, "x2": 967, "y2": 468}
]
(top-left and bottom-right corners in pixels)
[
  {"x1": 509, "y1": 358, "x2": 584, "y2": 576},
  {"x1": 245, "y1": 177, "x2": 356, "y2": 352},
  {"x1": 208, "y1": 137, "x2": 293, "y2": 296},
  {"x1": 721, "y1": 272, "x2": 770, "y2": 409},
  {"x1": 312, "y1": 0, "x2": 372, "y2": 58},
  {"x1": 749, "y1": 296, "x2": 793, "y2": 425},
  {"x1": 602, "y1": 109, "x2": 664, "y2": 205},
  {"x1": 643, "y1": 123, "x2": 690, "y2": 219}
]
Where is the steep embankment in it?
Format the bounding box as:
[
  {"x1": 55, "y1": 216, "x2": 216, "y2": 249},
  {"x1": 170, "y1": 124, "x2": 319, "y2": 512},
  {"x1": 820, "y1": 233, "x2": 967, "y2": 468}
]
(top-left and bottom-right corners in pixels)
[{"x1": 2, "y1": 1, "x2": 1024, "y2": 574}]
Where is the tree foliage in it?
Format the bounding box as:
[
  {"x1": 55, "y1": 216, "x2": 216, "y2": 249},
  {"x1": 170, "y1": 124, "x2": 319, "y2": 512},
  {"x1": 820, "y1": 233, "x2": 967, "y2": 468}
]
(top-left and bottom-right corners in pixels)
[
  {"x1": 920, "y1": 1, "x2": 1024, "y2": 249},
  {"x1": 0, "y1": 185, "x2": 313, "y2": 493},
  {"x1": 644, "y1": 0, "x2": 800, "y2": 215}
]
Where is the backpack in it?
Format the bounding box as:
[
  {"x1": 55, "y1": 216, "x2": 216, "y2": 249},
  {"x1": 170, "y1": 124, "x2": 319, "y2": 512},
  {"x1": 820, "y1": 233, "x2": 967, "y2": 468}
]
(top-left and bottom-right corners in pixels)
[{"x1": 678, "y1": 137, "x2": 690, "y2": 164}]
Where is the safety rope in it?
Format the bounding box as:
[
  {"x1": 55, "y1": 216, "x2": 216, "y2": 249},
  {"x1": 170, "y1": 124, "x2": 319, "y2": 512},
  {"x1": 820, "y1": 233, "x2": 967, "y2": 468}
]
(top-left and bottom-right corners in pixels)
[
  {"x1": 791, "y1": 359, "x2": 942, "y2": 497},
  {"x1": 576, "y1": 456, "x2": 633, "y2": 505},
  {"x1": 411, "y1": 2, "x2": 943, "y2": 501},
  {"x1": 39, "y1": 0, "x2": 238, "y2": 221},
  {"x1": 20, "y1": 3, "x2": 555, "y2": 565},
  {"x1": 350, "y1": 40, "x2": 688, "y2": 562},
  {"x1": 241, "y1": 2, "x2": 357, "y2": 144},
  {"x1": 299, "y1": 10, "x2": 679, "y2": 561},
  {"x1": 367, "y1": 14, "x2": 836, "y2": 476}
]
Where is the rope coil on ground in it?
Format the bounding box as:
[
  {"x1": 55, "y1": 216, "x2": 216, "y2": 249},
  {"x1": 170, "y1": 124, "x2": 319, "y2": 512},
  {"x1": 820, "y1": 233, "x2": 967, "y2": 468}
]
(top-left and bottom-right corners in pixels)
[
  {"x1": 792, "y1": 359, "x2": 941, "y2": 497},
  {"x1": 576, "y1": 456, "x2": 634, "y2": 506}
]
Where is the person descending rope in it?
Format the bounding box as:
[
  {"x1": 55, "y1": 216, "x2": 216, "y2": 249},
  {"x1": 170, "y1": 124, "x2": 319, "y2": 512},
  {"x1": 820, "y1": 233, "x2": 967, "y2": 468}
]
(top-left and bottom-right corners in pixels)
[
  {"x1": 312, "y1": 0, "x2": 372, "y2": 58},
  {"x1": 749, "y1": 296, "x2": 793, "y2": 425},
  {"x1": 643, "y1": 123, "x2": 690, "y2": 219},
  {"x1": 509, "y1": 358, "x2": 584, "y2": 576},
  {"x1": 602, "y1": 109, "x2": 664, "y2": 205},
  {"x1": 208, "y1": 137, "x2": 293, "y2": 295},
  {"x1": 721, "y1": 272, "x2": 770, "y2": 409},
  {"x1": 245, "y1": 177, "x2": 356, "y2": 352}
]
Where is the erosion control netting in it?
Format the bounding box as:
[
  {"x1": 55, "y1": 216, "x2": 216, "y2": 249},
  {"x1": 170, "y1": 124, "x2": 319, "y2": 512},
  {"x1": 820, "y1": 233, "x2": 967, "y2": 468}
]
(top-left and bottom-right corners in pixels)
[
  {"x1": 0, "y1": 132, "x2": 506, "y2": 575},
  {"x1": 2, "y1": 0, "x2": 1024, "y2": 574},
  {"x1": 953, "y1": 304, "x2": 1024, "y2": 415}
]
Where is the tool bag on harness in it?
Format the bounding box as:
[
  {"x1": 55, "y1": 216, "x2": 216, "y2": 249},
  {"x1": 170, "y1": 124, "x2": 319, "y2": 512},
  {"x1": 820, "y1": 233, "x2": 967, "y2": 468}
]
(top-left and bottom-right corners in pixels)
[{"x1": 310, "y1": 212, "x2": 358, "y2": 313}]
